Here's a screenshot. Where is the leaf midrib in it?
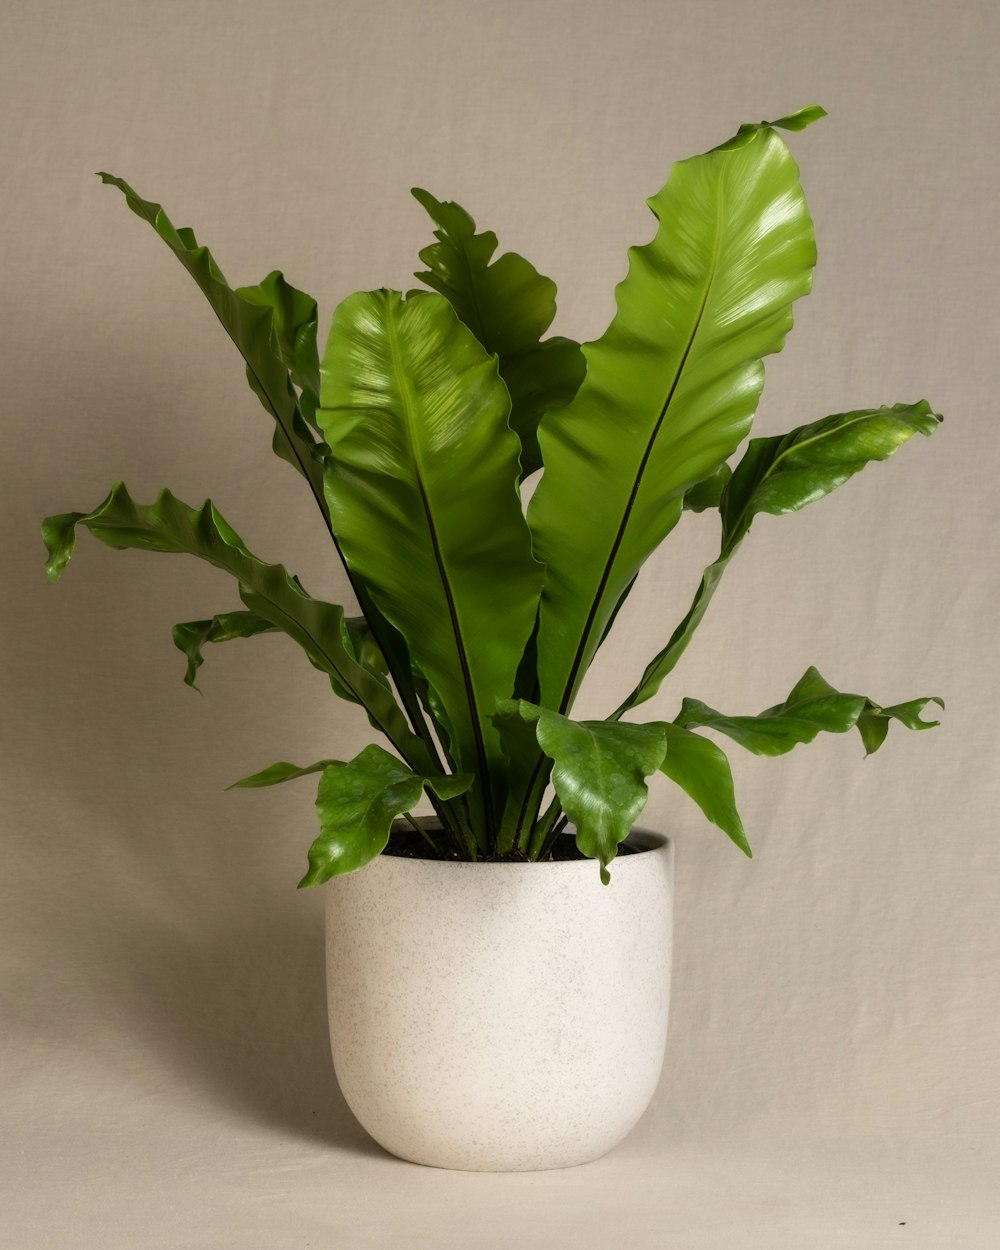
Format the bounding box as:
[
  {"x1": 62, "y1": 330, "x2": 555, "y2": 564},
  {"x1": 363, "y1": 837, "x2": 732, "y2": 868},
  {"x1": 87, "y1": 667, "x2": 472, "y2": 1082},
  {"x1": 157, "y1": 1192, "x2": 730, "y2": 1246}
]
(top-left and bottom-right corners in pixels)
[
  {"x1": 556, "y1": 185, "x2": 726, "y2": 715},
  {"x1": 384, "y1": 304, "x2": 494, "y2": 827}
]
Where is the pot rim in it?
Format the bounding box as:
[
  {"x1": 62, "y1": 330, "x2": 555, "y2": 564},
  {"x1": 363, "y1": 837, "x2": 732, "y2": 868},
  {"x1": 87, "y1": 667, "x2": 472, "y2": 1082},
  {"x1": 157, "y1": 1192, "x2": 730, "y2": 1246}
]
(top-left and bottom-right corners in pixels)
[{"x1": 380, "y1": 817, "x2": 670, "y2": 869}]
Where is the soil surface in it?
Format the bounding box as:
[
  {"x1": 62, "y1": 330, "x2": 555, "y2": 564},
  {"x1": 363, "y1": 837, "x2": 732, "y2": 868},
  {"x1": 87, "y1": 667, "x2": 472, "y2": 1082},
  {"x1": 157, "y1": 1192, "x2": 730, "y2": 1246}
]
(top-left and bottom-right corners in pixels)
[{"x1": 382, "y1": 826, "x2": 639, "y2": 863}]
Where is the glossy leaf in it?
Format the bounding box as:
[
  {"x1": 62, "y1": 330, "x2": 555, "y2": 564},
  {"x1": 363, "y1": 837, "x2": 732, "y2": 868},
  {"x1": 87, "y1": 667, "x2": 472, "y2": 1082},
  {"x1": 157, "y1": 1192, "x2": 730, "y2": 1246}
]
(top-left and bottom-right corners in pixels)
[
  {"x1": 498, "y1": 700, "x2": 667, "y2": 883},
  {"x1": 97, "y1": 174, "x2": 326, "y2": 502},
  {"x1": 527, "y1": 113, "x2": 819, "y2": 715},
  {"x1": 720, "y1": 401, "x2": 941, "y2": 537},
  {"x1": 618, "y1": 400, "x2": 942, "y2": 714},
  {"x1": 318, "y1": 289, "x2": 543, "y2": 838},
  {"x1": 299, "y1": 745, "x2": 473, "y2": 886},
  {"x1": 676, "y1": 666, "x2": 943, "y2": 756},
  {"x1": 412, "y1": 188, "x2": 586, "y2": 476},
  {"x1": 659, "y1": 723, "x2": 751, "y2": 855},
  {"x1": 42, "y1": 483, "x2": 434, "y2": 771}
]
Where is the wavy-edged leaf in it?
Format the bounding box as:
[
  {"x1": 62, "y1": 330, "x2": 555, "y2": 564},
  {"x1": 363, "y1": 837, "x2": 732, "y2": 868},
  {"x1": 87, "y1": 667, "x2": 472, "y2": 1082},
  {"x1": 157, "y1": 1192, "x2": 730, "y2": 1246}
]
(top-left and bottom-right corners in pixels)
[
  {"x1": 98, "y1": 175, "x2": 441, "y2": 759},
  {"x1": 527, "y1": 111, "x2": 821, "y2": 715},
  {"x1": 659, "y1": 723, "x2": 751, "y2": 855},
  {"x1": 498, "y1": 700, "x2": 667, "y2": 884},
  {"x1": 42, "y1": 483, "x2": 434, "y2": 771},
  {"x1": 97, "y1": 173, "x2": 326, "y2": 499},
  {"x1": 229, "y1": 759, "x2": 334, "y2": 789},
  {"x1": 172, "y1": 608, "x2": 386, "y2": 702},
  {"x1": 412, "y1": 188, "x2": 585, "y2": 476},
  {"x1": 173, "y1": 609, "x2": 278, "y2": 689},
  {"x1": 617, "y1": 399, "x2": 942, "y2": 715},
  {"x1": 236, "y1": 270, "x2": 321, "y2": 428},
  {"x1": 676, "y1": 666, "x2": 942, "y2": 756},
  {"x1": 720, "y1": 400, "x2": 942, "y2": 536},
  {"x1": 299, "y1": 745, "x2": 473, "y2": 886},
  {"x1": 318, "y1": 289, "x2": 543, "y2": 840}
]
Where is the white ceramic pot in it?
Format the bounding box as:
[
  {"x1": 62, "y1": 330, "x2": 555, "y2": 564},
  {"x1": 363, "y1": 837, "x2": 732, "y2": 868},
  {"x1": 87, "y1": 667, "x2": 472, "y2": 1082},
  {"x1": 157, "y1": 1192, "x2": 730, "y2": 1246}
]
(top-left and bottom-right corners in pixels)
[{"x1": 324, "y1": 826, "x2": 673, "y2": 1172}]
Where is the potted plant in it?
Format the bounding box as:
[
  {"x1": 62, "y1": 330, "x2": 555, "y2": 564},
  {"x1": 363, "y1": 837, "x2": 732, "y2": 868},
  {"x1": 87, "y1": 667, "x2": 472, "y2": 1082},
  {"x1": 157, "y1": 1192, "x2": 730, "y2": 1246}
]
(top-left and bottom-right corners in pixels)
[{"x1": 42, "y1": 104, "x2": 942, "y2": 1172}]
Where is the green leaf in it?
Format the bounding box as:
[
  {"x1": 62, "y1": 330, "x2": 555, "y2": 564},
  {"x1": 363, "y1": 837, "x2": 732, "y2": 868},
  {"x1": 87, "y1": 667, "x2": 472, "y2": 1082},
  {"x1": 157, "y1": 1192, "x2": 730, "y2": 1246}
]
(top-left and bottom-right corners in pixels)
[
  {"x1": 658, "y1": 724, "x2": 750, "y2": 856},
  {"x1": 498, "y1": 700, "x2": 667, "y2": 884},
  {"x1": 229, "y1": 759, "x2": 334, "y2": 789},
  {"x1": 299, "y1": 744, "x2": 473, "y2": 886},
  {"x1": 317, "y1": 289, "x2": 543, "y2": 841},
  {"x1": 766, "y1": 104, "x2": 828, "y2": 132},
  {"x1": 172, "y1": 609, "x2": 278, "y2": 689},
  {"x1": 236, "y1": 270, "x2": 321, "y2": 427},
  {"x1": 617, "y1": 400, "x2": 942, "y2": 715},
  {"x1": 527, "y1": 115, "x2": 818, "y2": 715},
  {"x1": 856, "y1": 697, "x2": 945, "y2": 756},
  {"x1": 97, "y1": 174, "x2": 326, "y2": 502},
  {"x1": 683, "y1": 463, "x2": 732, "y2": 512},
  {"x1": 720, "y1": 401, "x2": 942, "y2": 541},
  {"x1": 412, "y1": 188, "x2": 585, "y2": 476},
  {"x1": 42, "y1": 482, "x2": 435, "y2": 771},
  {"x1": 97, "y1": 175, "x2": 440, "y2": 759},
  {"x1": 676, "y1": 666, "x2": 943, "y2": 756}
]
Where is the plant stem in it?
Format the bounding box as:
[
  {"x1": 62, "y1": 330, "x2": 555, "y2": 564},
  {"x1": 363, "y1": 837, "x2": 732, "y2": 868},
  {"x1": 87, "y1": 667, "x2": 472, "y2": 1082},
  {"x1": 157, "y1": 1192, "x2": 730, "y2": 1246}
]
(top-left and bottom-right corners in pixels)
[
  {"x1": 526, "y1": 793, "x2": 560, "y2": 860},
  {"x1": 402, "y1": 811, "x2": 442, "y2": 854},
  {"x1": 537, "y1": 813, "x2": 569, "y2": 861}
]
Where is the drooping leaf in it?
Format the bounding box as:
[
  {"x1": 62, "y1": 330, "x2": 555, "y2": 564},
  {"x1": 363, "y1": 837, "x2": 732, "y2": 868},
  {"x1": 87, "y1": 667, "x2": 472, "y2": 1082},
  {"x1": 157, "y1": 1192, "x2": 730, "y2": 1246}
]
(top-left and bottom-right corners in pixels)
[
  {"x1": 498, "y1": 700, "x2": 667, "y2": 883},
  {"x1": 317, "y1": 289, "x2": 543, "y2": 841},
  {"x1": 676, "y1": 666, "x2": 942, "y2": 756},
  {"x1": 617, "y1": 400, "x2": 942, "y2": 714},
  {"x1": 229, "y1": 759, "x2": 334, "y2": 789},
  {"x1": 412, "y1": 188, "x2": 586, "y2": 476},
  {"x1": 172, "y1": 609, "x2": 279, "y2": 689},
  {"x1": 42, "y1": 483, "x2": 434, "y2": 772},
  {"x1": 527, "y1": 112, "x2": 820, "y2": 716},
  {"x1": 97, "y1": 174, "x2": 326, "y2": 502},
  {"x1": 658, "y1": 723, "x2": 751, "y2": 855},
  {"x1": 298, "y1": 744, "x2": 473, "y2": 886},
  {"x1": 173, "y1": 607, "x2": 389, "y2": 705}
]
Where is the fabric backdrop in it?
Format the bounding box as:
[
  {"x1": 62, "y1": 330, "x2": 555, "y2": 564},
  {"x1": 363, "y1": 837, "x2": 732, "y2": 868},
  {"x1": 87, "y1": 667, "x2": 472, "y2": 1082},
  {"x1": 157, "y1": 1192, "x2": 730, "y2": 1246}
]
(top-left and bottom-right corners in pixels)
[{"x1": 2, "y1": 0, "x2": 997, "y2": 1245}]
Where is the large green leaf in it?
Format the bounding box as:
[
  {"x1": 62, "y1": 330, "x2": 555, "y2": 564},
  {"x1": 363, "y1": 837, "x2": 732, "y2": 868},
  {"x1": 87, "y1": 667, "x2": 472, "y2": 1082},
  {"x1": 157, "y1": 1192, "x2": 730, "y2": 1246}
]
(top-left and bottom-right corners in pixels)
[
  {"x1": 299, "y1": 745, "x2": 473, "y2": 886},
  {"x1": 616, "y1": 400, "x2": 942, "y2": 715},
  {"x1": 98, "y1": 174, "x2": 326, "y2": 502},
  {"x1": 676, "y1": 666, "x2": 942, "y2": 756},
  {"x1": 412, "y1": 188, "x2": 586, "y2": 476},
  {"x1": 42, "y1": 483, "x2": 434, "y2": 771},
  {"x1": 526, "y1": 109, "x2": 822, "y2": 716},
  {"x1": 498, "y1": 700, "x2": 667, "y2": 883},
  {"x1": 318, "y1": 289, "x2": 543, "y2": 842},
  {"x1": 658, "y1": 723, "x2": 751, "y2": 856}
]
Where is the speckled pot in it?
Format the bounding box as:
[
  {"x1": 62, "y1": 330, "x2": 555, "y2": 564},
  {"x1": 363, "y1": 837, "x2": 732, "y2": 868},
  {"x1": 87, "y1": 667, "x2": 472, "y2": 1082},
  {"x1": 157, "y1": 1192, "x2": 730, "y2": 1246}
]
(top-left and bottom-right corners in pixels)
[{"x1": 324, "y1": 826, "x2": 673, "y2": 1172}]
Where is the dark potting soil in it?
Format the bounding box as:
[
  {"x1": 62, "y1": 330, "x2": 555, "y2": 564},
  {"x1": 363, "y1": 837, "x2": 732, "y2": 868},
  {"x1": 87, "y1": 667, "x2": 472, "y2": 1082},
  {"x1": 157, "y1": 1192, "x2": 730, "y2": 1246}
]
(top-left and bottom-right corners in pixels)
[{"x1": 381, "y1": 826, "x2": 639, "y2": 864}]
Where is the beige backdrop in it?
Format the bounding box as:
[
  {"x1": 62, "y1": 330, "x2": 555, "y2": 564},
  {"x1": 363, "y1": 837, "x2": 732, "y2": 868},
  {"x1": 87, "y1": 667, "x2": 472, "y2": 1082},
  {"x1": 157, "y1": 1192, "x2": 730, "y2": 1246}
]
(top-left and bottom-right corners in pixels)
[{"x1": 2, "y1": 0, "x2": 997, "y2": 1246}]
